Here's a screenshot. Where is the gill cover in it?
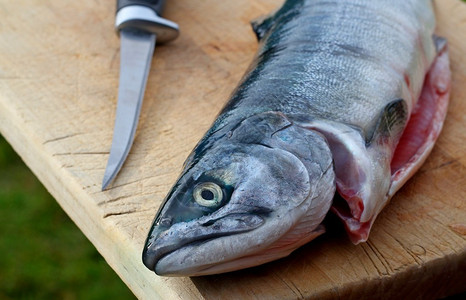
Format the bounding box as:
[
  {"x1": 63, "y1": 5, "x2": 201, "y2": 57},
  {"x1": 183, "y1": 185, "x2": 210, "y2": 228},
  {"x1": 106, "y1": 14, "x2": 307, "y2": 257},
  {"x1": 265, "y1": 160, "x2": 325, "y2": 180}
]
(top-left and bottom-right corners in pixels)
[{"x1": 143, "y1": 112, "x2": 335, "y2": 276}]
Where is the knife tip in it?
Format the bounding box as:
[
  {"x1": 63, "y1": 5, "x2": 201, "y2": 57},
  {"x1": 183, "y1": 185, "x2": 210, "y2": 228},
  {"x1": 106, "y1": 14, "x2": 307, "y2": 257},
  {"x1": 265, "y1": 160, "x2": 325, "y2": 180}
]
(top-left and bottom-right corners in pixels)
[{"x1": 101, "y1": 173, "x2": 114, "y2": 191}]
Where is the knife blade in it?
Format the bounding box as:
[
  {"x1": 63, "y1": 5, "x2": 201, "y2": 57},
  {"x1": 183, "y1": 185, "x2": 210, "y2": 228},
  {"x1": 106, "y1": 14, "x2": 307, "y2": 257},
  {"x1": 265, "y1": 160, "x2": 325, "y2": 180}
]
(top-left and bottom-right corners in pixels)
[{"x1": 102, "y1": 0, "x2": 179, "y2": 190}]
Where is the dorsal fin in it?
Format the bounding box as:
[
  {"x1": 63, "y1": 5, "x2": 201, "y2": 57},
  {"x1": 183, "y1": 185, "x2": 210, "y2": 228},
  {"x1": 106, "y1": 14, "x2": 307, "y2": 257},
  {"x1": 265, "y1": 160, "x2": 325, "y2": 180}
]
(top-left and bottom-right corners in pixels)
[
  {"x1": 251, "y1": 13, "x2": 277, "y2": 41},
  {"x1": 250, "y1": 0, "x2": 302, "y2": 41}
]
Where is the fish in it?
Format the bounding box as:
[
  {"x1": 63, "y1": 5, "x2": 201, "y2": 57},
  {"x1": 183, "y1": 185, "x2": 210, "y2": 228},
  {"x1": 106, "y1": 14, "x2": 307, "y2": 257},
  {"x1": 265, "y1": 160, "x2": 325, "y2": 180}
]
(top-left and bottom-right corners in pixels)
[{"x1": 142, "y1": 0, "x2": 451, "y2": 276}]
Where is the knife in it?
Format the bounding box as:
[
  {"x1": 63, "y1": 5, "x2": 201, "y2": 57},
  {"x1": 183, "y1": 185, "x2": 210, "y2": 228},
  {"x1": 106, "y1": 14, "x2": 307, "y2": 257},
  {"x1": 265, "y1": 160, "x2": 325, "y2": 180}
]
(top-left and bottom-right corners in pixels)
[{"x1": 102, "y1": 0, "x2": 179, "y2": 190}]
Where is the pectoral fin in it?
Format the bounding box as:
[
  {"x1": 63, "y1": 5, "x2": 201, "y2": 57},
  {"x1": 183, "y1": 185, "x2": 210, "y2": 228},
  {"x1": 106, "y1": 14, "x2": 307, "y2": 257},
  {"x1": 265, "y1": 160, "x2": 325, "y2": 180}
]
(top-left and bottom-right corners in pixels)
[
  {"x1": 318, "y1": 40, "x2": 451, "y2": 244},
  {"x1": 295, "y1": 99, "x2": 409, "y2": 243},
  {"x1": 367, "y1": 99, "x2": 408, "y2": 151}
]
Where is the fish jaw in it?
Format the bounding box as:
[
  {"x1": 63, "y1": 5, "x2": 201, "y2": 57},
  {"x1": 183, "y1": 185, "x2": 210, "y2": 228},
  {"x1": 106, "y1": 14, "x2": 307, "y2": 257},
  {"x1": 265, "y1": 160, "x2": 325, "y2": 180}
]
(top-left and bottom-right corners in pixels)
[
  {"x1": 143, "y1": 212, "x2": 266, "y2": 275},
  {"x1": 152, "y1": 209, "x2": 305, "y2": 276}
]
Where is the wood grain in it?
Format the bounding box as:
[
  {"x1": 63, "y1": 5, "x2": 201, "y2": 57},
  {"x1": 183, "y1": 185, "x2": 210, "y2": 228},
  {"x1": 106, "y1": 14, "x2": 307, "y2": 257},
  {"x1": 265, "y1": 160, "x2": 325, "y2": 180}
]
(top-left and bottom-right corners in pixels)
[{"x1": 0, "y1": 0, "x2": 465, "y2": 299}]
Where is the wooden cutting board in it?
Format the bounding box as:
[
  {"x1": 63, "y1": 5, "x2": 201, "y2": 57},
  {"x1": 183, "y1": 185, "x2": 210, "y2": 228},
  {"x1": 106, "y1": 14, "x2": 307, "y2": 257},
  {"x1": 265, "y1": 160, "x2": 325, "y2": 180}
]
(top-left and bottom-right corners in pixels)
[{"x1": 0, "y1": 0, "x2": 465, "y2": 299}]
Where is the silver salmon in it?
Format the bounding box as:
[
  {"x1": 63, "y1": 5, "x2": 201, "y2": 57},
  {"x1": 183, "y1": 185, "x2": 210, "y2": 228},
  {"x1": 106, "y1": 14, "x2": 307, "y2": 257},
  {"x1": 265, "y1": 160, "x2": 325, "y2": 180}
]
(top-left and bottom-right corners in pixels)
[{"x1": 142, "y1": 0, "x2": 451, "y2": 276}]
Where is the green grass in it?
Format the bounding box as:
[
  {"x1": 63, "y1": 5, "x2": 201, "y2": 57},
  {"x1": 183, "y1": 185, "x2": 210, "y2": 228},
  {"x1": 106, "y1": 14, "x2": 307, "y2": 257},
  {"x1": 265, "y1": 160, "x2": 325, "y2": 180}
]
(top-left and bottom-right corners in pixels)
[{"x1": 0, "y1": 135, "x2": 135, "y2": 300}]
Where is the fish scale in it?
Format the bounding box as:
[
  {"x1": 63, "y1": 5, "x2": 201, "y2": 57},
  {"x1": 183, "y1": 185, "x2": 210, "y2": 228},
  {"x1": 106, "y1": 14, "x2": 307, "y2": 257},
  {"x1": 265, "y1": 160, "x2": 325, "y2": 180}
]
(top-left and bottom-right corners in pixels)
[
  {"x1": 142, "y1": 0, "x2": 450, "y2": 276},
  {"x1": 216, "y1": 0, "x2": 435, "y2": 134}
]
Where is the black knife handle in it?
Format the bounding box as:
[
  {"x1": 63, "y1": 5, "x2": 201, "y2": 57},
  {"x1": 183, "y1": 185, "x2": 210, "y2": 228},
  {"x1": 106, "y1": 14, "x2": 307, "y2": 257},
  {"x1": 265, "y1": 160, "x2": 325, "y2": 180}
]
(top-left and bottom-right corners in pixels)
[{"x1": 117, "y1": 0, "x2": 165, "y2": 16}]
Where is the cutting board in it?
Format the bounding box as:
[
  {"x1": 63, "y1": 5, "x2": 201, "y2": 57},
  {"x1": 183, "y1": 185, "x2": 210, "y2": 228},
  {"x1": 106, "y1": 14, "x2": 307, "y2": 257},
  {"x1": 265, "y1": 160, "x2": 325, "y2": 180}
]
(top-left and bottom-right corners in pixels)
[{"x1": 0, "y1": 0, "x2": 465, "y2": 299}]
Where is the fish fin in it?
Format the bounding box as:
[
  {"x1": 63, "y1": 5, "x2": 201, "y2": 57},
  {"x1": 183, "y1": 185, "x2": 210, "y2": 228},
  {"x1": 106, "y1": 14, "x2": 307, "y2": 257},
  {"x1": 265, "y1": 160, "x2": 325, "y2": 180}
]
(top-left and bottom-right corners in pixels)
[
  {"x1": 251, "y1": 0, "x2": 301, "y2": 41},
  {"x1": 331, "y1": 194, "x2": 376, "y2": 244},
  {"x1": 295, "y1": 110, "x2": 405, "y2": 243},
  {"x1": 367, "y1": 99, "x2": 408, "y2": 150},
  {"x1": 323, "y1": 42, "x2": 451, "y2": 243},
  {"x1": 390, "y1": 41, "x2": 451, "y2": 196},
  {"x1": 433, "y1": 35, "x2": 447, "y2": 53},
  {"x1": 251, "y1": 13, "x2": 276, "y2": 41}
]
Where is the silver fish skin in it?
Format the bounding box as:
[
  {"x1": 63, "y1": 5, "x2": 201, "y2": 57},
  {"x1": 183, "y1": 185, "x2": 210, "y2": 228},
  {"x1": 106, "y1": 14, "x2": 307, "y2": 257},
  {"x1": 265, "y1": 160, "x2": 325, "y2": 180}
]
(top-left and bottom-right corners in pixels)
[{"x1": 143, "y1": 0, "x2": 450, "y2": 276}]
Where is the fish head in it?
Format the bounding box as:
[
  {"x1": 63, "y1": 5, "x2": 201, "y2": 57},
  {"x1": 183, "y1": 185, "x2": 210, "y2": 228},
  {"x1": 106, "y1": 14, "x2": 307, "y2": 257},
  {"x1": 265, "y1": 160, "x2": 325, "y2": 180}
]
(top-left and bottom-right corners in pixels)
[{"x1": 143, "y1": 112, "x2": 335, "y2": 276}]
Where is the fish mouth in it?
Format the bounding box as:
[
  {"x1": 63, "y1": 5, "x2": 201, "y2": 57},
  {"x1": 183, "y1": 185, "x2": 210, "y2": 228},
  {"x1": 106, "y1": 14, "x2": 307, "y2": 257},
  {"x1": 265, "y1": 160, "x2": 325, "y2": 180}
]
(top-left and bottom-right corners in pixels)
[{"x1": 142, "y1": 213, "x2": 265, "y2": 274}]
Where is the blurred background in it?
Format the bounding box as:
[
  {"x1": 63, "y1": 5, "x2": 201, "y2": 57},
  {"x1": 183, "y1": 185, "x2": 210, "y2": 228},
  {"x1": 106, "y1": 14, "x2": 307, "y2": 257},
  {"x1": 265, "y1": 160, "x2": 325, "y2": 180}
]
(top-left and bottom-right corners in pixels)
[{"x1": 0, "y1": 135, "x2": 135, "y2": 299}]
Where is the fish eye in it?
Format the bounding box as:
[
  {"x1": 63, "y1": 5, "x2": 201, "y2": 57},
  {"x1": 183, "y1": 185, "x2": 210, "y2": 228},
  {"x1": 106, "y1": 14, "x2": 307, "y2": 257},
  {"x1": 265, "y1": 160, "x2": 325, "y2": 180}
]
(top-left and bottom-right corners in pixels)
[{"x1": 193, "y1": 182, "x2": 223, "y2": 207}]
